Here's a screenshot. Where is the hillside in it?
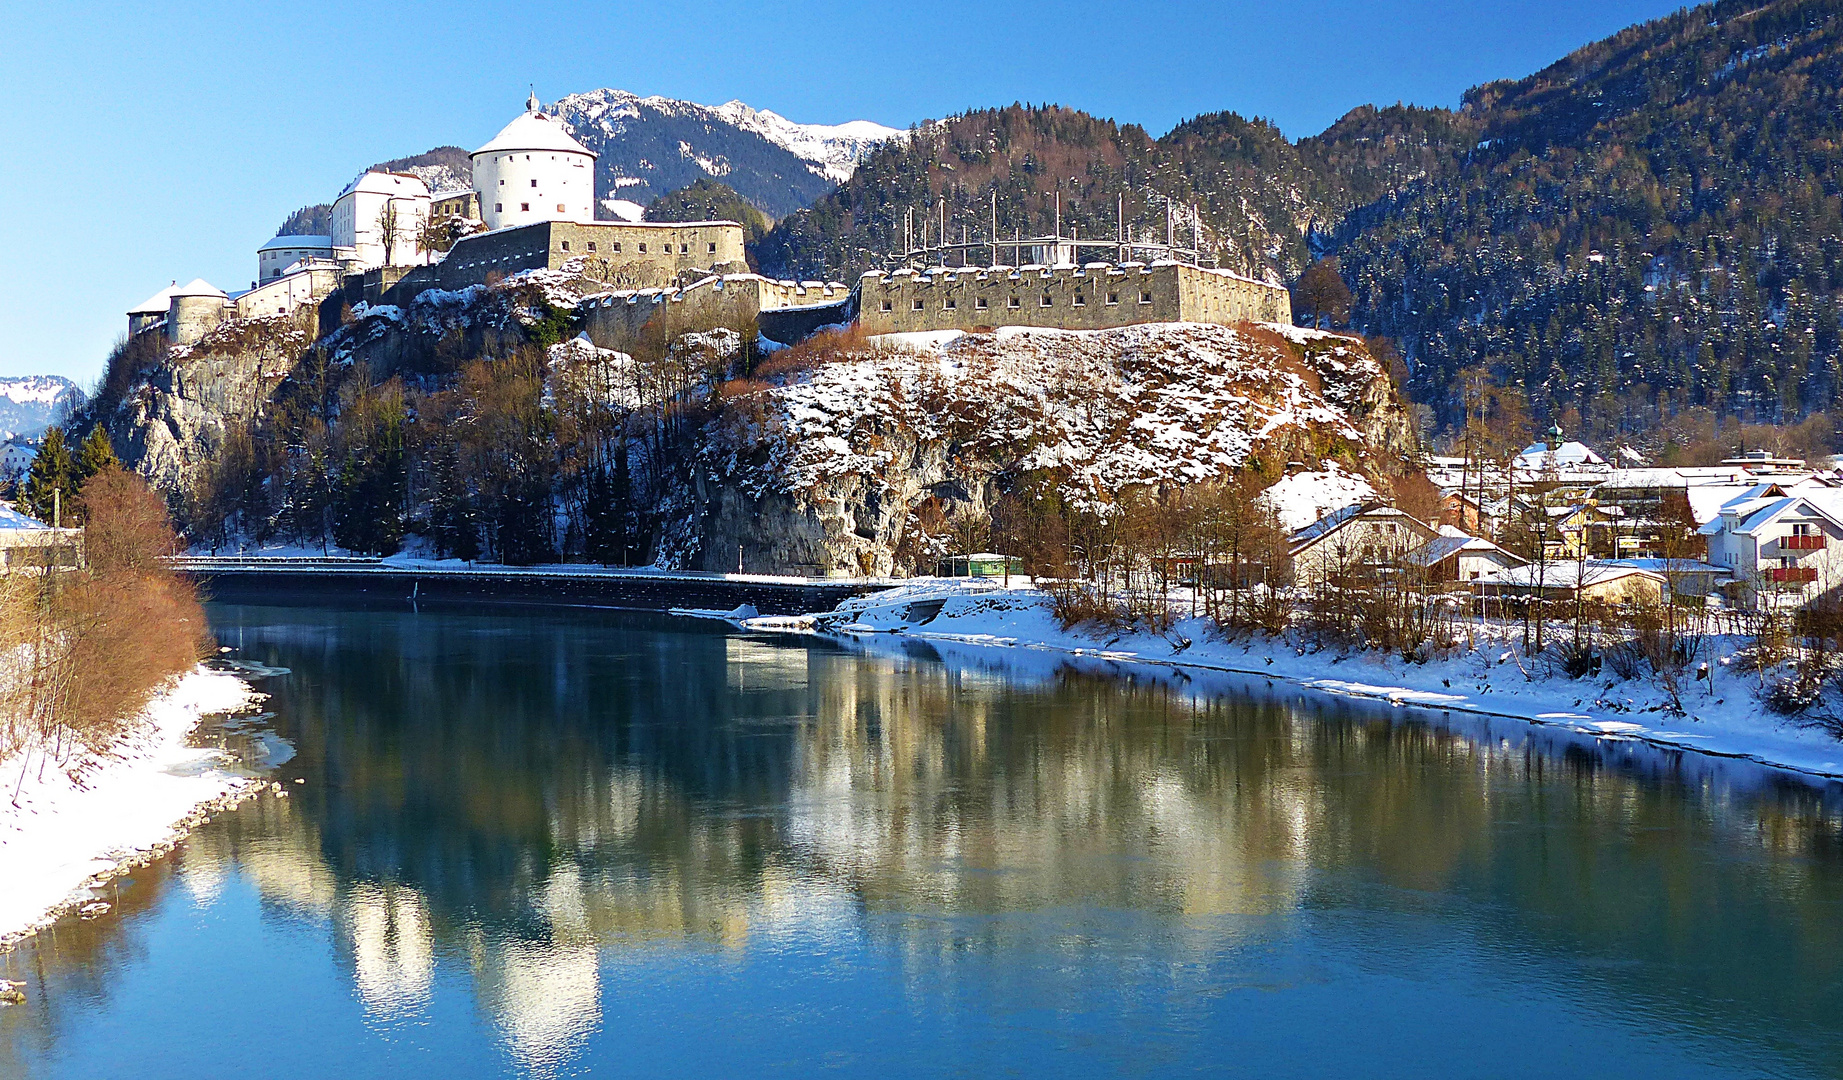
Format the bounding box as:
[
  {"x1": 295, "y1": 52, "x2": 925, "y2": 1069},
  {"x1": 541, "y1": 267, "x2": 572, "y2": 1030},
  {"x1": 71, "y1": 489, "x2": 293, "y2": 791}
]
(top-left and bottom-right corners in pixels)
[
  {"x1": 553, "y1": 90, "x2": 901, "y2": 218},
  {"x1": 761, "y1": 0, "x2": 1843, "y2": 438},
  {"x1": 0, "y1": 376, "x2": 81, "y2": 441}
]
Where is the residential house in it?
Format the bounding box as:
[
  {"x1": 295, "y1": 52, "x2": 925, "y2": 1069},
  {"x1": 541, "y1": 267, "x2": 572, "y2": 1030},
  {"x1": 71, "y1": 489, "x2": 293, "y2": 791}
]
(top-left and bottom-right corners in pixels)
[
  {"x1": 1400, "y1": 526, "x2": 1526, "y2": 586},
  {"x1": 1477, "y1": 561, "x2": 1667, "y2": 605},
  {"x1": 1699, "y1": 488, "x2": 1843, "y2": 607},
  {"x1": 1288, "y1": 504, "x2": 1438, "y2": 585}
]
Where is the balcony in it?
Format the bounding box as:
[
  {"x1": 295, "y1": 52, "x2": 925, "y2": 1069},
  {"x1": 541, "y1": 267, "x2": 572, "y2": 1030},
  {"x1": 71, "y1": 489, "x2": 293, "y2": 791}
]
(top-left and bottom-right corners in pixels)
[
  {"x1": 1770, "y1": 566, "x2": 1819, "y2": 584},
  {"x1": 1780, "y1": 534, "x2": 1827, "y2": 551}
]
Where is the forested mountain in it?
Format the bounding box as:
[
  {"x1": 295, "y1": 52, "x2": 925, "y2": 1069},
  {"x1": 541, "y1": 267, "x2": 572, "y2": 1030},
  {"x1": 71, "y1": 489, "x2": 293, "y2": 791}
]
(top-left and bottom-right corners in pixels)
[{"x1": 761, "y1": 0, "x2": 1843, "y2": 437}]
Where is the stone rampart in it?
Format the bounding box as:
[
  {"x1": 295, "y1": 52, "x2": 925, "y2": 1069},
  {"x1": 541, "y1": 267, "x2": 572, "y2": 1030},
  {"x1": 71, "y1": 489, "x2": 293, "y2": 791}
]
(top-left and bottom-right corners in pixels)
[
  {"x1": 436, "y1": 220, "x2": 748, "y2": 294},
  {"x1": 580, "y1": 275, "x2": 850, "y2": 354},
  {"x1": 856, "y1": 261, "x2": 1291, "y2": 335}
]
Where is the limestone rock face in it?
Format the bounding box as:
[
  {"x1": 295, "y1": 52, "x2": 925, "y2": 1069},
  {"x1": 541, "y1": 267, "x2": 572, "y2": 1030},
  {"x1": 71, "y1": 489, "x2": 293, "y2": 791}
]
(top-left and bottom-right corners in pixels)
[
  {"x1": 672, "y1": 323, "x2": 1418, "y2": 576},
  {"x1": 112, "y1": 316, "x2": 314, "y2": 492}
]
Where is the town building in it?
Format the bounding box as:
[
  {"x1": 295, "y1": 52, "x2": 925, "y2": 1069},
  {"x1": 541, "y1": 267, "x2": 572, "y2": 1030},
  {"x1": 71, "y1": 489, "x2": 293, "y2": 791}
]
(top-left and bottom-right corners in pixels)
[
  {"x1": 1401, "y1": 526, "x2": 1526, "y2": 585},
  {"x1": 431, "y1": 190, "x2": 480, "y2": 221},
  {"x1": 471, "y1": 92, "x2": 597, "y2": 232},
  {"x1": 1288, "y1": 504, "x2": 1438, "y2": 585},
  {"x1": 0, "y1": 505, "x2": 83, "y2": 572},
  {"x1": 331, "y1": 172, "x2": 432, "y2": 270},
  {"x1": 1476, "y1": 561, "x2": 1667, "y2": 605},
  {"x1": 1699, "y1": 486, "x2": 1843, "y2": 607}
]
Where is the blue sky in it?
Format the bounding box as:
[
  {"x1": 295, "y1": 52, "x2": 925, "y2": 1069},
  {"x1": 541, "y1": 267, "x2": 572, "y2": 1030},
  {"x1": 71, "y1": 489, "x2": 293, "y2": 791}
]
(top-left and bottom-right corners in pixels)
[{"x1": 1, "y1": 0, "x2": 1687, "y2": 385}]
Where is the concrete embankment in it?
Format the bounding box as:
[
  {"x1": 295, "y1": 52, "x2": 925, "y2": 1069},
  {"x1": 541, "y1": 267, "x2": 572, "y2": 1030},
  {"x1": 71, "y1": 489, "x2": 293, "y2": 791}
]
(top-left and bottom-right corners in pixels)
[{"x1": 175, "y1": 558, "x2": 886, "y2": 616}]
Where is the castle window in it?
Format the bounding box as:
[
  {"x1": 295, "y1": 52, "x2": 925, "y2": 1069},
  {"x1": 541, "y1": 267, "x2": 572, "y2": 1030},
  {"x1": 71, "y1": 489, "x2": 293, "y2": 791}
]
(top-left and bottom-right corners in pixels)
[
  {"x1": 976, "y1": 297, "x2": 988, "y2": 309},
  {"x1": 500, "y1": 178, "x2": 505, "y2": 186},
  {"x1": 680, "y1": 243, "x2": 689, "y2": 254},
  {"x1": 1107, "y1": 292, "x2": 1119, "y2": 305},
  {"x1": 521, "y1": 203, "x2": 530, "y2": 212},
  {"x1": 913, "y1": 299, "x2": 924, "y2": 311},
  {"x1": 1008, "y1": 296, "x2": 1021, "y2": 309},
  {"x1": 639, "y1": 243, "x2": 647, "y2": 252},
  {"x1": 1139, "y1": 291, "x2": 1152, "y2": 304},
  {"x1": 613, "y1": 242, "x2": 622, "y2": 252},
  {"x1": 495, "y1": 203, "x2": 503, "y2": 212},
  {"x1": 945, "y1": 297, "x2": 956, "y2": 310},
  {"x1": 531, "y1": 179, "x2": 538, "y2": 187},
  {"x1": 557, "y1": 203, "x2": 566, "y2": 213},
  {"x1": 881, "y1": 299, "x2": 893, "y2": 311},
  {"x1": 1040, "y1": 293, "x2": 1052, "y2": 307},
  {"x1": 587, "y1": 242, "x2": 597, "y2": 252},
  {"x1": 1072, "y1": 292, "x2": 1085, "y2": 306},
  {"x1": 561, "y1": 241, "x2": 570, "y2": 251},
  {"x1": 708, "y1": 243, "x2": 717, "y2": 253}
]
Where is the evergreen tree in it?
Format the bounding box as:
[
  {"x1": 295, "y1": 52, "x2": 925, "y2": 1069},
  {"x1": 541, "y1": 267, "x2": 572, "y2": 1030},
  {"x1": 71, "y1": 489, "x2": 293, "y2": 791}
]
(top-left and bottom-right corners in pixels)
[
  {"x1": 20, "y1": 427, "x2": 76, "y2": 525},
  {"x1": 74, "y1": 426, "x2": 121, "y2": 487}
]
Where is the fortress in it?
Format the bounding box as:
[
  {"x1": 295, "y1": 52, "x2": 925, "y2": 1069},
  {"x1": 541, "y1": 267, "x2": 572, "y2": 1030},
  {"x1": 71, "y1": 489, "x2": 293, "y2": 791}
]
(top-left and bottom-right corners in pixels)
[
  {"x1": 858, "y1": 261, "x2": 1290, "y2": 335},
  {"x1": 127, "y1": 94, "x2": 1293, "y2": 353}
]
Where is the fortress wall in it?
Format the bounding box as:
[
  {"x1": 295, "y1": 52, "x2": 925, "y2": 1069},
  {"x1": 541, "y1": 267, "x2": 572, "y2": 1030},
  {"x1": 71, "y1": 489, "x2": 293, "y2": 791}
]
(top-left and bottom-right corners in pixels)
[
  {"x1": 857, "y1": 262, "x2": 1292, "y2": 335},
  {"x1": 579, "y1": 275, "x2": 852, "y2": 354},
  {"x1": 437, "y1": 221, "x2": 749, "y2": 293}
]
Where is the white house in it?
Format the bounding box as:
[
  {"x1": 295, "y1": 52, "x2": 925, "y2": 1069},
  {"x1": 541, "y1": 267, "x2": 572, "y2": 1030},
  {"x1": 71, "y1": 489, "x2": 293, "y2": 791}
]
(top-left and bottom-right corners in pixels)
[
  {"x1": 472, "y1": 92, "x2": 598, "y2": 232},
  {"x1": 233, "y1": 260, "x2": 344, "y2": 320},
  {"x1": 1699, "y1": 487, "x2": 1843, "y2": 606},
  {"x1": 258, "y1": 235, "x2": 336, "y2": 283},
  {"x1": 1400, "y1": 525, "x2": 1526, "y2": 584},
  {"x1": 331, "y1": 172, "x2": 432, "y2": 270},
  {"x1": 1512, "y1": 426, "x2": 1610, "y2": 482},
  {"x1": 1288, "y1": 504, "x2": 1438, "y2": 584},
  {"x1": 0, "y1": 505, "x2": 83, "y2": 572}
]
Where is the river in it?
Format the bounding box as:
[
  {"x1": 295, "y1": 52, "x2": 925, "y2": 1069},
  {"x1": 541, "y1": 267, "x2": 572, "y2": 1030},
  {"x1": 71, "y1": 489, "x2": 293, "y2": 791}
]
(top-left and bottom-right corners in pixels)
[{"x1": 4, "y1": 602, "x2": 1843, "y2": 1078}]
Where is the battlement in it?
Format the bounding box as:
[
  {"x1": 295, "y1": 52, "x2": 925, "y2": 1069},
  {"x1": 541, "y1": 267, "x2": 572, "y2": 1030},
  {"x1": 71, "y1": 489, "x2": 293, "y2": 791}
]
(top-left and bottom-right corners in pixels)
[
  {"x1": 857, "y1": 260, "x2": 1290, "y2": 334},
  {"x1": 437, "y1": 219, "x2": 750, "y2": 292},
  {"x1": 578, "y1": 273, "x2": 851, "y2": 353}
]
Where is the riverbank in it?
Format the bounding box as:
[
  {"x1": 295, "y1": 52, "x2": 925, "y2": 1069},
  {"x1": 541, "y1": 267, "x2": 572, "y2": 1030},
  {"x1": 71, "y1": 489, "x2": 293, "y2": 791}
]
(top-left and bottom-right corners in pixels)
[
  {"x1": 764, "y1": 580, "x2": 1843, "y2": 782},
  {"x1": 0, "y1": 666, "x2": 264, "y2": 948}
]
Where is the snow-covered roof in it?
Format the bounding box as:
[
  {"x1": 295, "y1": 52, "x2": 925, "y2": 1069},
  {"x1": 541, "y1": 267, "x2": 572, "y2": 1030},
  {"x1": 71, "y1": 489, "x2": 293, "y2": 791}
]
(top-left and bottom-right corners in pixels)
[
  {"x1": 0, "y1": 505, "x2": 49, "y2": 530},
  {"x1": 1289, "y1": 504, "x2": 1432, "y2": 553},
  {"x1": 127, "y1": 282, "x2": 181, "y2": 315},
  {"x1": 337, "y1": 171, "x2": 432, "y2": 200},
  {"x1": 1487, "y1": 561, "x2": 1665, "y2": 590},
  {"x1": 1513, "y1": 440, "x2": 1607, "y2": 471},
  {"x1": 1257, "y1": 464, "x2": 1377, "y2": 533},
  {"x1": 259, "y1": 234, "x2": 333, "y2": 251},
  {"x1": 1702, "y1": 490, "x2": 1843, "y2": 537},
  {"x1": 172, "y1": 278, "x2": 226, "y2": 299},
  {"x1": 474, "y1": 110, "x2": 595, "y2": 158},
  {"x1": 1401, "y1": 530, "x2": 1523, "y2": 568}
]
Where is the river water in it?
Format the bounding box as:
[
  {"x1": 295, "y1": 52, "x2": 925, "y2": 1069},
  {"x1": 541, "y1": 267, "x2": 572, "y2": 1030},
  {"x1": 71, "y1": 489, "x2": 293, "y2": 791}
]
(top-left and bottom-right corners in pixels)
[{"x1": 4, "y1": 602, "x2": 1843, "y2": 1078}]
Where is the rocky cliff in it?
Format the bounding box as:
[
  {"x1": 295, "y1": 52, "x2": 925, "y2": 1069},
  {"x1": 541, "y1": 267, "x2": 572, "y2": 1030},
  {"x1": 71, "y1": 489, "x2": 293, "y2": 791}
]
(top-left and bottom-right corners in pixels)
[
  {"x1": 674, "y1": 322, "x2": 1416, "y2": 575},
  {"x1": 95, "y1": 273, "x2": 1414, "y2": 571}
]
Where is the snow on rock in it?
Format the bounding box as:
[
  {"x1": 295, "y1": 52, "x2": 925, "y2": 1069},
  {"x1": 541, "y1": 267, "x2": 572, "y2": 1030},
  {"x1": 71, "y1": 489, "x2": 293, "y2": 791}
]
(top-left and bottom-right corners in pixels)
[
  {"x1": 676, "y1": 321, "x2": 1414, "y2": 575},
  {"x1": 1257, "y1": 462, "x2": 1378, "y2": 532},
  {"x1": 0, "y1": 666, "x2": 267, "y2": 945}
]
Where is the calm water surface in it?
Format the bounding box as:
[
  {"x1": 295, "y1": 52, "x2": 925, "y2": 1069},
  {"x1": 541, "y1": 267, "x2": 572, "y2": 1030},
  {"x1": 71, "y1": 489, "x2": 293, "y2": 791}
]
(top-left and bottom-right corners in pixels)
[{"x1": 4, "y1": 602, "x2": 1843, "y2": 1078}]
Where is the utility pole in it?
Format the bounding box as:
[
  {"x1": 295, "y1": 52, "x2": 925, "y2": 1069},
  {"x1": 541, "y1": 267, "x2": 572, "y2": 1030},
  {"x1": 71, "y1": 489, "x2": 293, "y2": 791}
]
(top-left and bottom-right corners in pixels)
[{"x1": 990, "y1": 191, "x2": 998, "y2": 267}]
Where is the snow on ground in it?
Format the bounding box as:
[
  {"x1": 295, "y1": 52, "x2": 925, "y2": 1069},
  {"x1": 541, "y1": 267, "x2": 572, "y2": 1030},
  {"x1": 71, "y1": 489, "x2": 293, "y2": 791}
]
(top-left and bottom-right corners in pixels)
[
  {"x1": 1257, "y1": 462, "x2": 1378, "y2": 531},
  {"x1": 0, "y1": 667, "x2": 265, "y2": 945},
  {"x1": 761, "y1": 579, "x2": 1843, "y2": 781}
]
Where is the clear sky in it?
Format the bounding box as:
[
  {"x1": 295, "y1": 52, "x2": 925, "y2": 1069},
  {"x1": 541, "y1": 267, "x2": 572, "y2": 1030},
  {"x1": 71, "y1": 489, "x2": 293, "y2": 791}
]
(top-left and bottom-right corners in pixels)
[{"x1": 1, "y1": 0, "x2": 1688, "y2": 386}]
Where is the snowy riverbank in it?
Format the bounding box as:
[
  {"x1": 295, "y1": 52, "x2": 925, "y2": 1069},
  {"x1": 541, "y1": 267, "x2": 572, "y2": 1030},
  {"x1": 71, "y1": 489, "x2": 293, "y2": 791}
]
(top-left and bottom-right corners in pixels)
[
  {"x1": 0, "y1": 666, "x2": 265, "y2": 947},
  {"x1": 755, "y1": 580, "x2": 1843, "y2": 782}
]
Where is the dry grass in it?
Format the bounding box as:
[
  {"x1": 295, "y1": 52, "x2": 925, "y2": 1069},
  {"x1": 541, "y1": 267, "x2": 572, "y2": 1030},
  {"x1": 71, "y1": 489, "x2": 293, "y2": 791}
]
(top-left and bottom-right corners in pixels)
[{"x1": 2, "y1": 467, "x2": 207, "y2": 778}]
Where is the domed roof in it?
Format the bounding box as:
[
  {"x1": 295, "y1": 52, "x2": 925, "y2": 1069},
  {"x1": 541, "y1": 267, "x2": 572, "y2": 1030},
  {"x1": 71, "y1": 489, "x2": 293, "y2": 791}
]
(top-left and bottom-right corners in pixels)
[{"x1": 473, "y1": 106, "x2": 595, "y2": 158}]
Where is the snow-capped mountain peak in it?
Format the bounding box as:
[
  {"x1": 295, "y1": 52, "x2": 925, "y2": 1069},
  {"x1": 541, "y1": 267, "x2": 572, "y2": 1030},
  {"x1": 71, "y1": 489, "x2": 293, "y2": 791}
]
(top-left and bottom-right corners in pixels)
[
  {"x1": 551, "y1": 89, "x2": 902, "y2": 218},
  {"x1": 706, "y1": 100, "x2": 904, "y2": 184},
  {"x1": 0, "y1": 376, "x2": 78, "y2": 408}
]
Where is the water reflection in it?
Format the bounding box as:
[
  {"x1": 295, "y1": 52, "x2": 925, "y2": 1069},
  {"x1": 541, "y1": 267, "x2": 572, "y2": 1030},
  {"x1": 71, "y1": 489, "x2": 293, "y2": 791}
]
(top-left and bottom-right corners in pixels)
[{"x1": 6, "y1": 604, "x2": 1843, "y2": 1078}]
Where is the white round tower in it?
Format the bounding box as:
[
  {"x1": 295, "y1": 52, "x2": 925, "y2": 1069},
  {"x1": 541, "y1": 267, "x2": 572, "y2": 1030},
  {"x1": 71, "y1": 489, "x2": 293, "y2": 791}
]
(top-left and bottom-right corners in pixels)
[{"x1": 472, "y1": 94, "x2": 598, "y2": 231}]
